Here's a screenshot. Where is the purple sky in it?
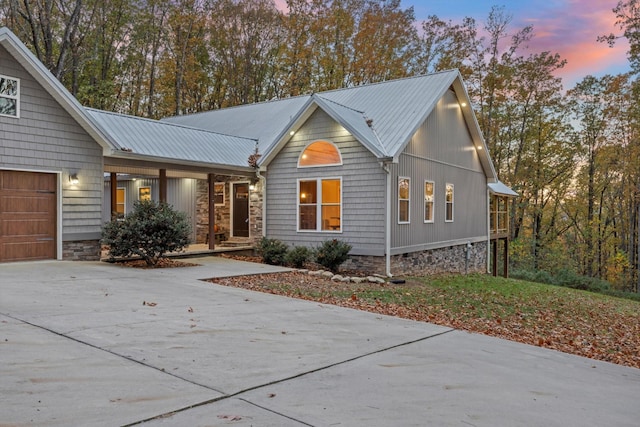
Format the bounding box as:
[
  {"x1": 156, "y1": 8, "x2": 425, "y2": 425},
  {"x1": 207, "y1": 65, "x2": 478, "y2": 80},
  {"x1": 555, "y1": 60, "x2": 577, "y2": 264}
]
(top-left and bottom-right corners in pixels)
[
  {"x1": 409, "y1": 0, "x2": 631, "y2": 88},
  {"x1": 274, "y1": 0, "x2": 631, "y2": 89}
]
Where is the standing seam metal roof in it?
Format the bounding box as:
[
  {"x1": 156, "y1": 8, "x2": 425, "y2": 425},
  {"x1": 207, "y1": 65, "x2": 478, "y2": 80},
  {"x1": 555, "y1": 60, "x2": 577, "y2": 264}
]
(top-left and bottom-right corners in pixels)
[{"x1": 86, "y1": 108, "x2": 257, "y2": 168}]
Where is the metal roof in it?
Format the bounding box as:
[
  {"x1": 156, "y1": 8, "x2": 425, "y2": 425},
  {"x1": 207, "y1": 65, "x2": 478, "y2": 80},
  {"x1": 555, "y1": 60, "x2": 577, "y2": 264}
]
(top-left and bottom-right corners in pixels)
[
  {"x1": 86, "y1": 109, "x2": 257, "y2": 168},
  {"x1": 488, "y1": 181, "x2": 518, "y2": 197},
  {"x1": 161, "y1": 96, "x2": 311, "y2": 154},
  {"x1": 317, "y1": 70, "x2": 459, "y2": 157}
]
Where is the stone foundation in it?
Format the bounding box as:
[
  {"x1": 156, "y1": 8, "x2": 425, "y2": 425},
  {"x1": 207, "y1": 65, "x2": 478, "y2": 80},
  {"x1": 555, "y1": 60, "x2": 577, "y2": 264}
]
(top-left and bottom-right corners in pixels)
[
  {"x1": 342, "y1": 242, "x2": 488, "y2": 276},
  {"x1": 62, "y1": 240, "x2": 101, "y2": 261}
]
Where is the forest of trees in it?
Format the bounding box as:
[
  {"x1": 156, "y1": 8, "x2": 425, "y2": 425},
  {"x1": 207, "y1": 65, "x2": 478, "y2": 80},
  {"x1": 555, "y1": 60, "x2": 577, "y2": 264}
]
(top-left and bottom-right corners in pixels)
[{"x1": 1, "y1": 0, "x2": 639, "y2": 292}]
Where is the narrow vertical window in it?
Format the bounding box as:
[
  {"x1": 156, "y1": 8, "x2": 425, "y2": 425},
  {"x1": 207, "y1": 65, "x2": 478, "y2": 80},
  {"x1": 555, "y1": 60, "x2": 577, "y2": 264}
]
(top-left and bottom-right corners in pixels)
[
  {"x1": 0, "y1": 75, "x2": 19, "y2": 118},
  {"x1": 116, "y1": 188, "x2": 126, "y2": 220},
  {"x1": 424, "y1": 180, "x2": 434, "y2": 223},
  {"x1": 398, "y1": 177, "x2": 410, "y2": 223},
  {"x1": 445, "y1": 183, "x2": 454, "y2": 222}
]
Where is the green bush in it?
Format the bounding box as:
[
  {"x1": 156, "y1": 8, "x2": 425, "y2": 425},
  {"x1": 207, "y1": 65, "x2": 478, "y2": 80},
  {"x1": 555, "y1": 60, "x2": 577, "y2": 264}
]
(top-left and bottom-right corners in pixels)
[
  {"x1": 285, "y1": 246, "x2": 311, "y2": 268},
  {"x1": 315, "y1": 239, "x2": 352, "y2": 273},
  {"x1": 102, "y1": 200, "x2": 191, "y2": 266},
  {"x1": 257, "y1": 237, "x2": 289, "y2": 265}
]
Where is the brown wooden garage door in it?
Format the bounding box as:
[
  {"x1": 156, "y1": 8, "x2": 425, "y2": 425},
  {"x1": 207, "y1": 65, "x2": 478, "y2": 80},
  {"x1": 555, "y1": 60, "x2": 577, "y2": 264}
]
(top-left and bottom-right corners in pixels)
[{"x1": 0, "y1": 171, "x2": 57, "y2": 262}]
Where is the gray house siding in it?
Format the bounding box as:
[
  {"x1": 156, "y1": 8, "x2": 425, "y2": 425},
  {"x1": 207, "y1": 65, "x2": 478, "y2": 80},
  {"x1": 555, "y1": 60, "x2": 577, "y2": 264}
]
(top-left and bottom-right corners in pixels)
[
  {"x1": 266, "y1": 108, "x2": 386, "y2": 256},
  {"x1": 0, "y1": 45, "x2": 103, "y2": 258},
  {"x1": 102, "y1": 178, "x2": 198, "y2": 242},
  {"x1": 391, "y1": 89, "x2": 488, "y2": 253}
]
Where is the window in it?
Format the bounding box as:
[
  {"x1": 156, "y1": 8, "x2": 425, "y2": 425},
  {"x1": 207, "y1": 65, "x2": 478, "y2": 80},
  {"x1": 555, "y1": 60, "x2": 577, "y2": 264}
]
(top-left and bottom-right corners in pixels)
[
  {"x1": 214, "y1": 182, "x2": 225, "y2": 205},
  {"x1": 424, "y1": 180, "x2": 434, "y2": 223},
  {"x1": 298, "y1": 140, "x2": 342, "y2": 167},
  {"x1": 298, "y1": 178, "x2": 341, "y2": 231},
  {"x1": 138, "y1": 186, "x2": 151, "y2": 201},
  {"x1": 116, "y1": 188, "x2": 126, "y2": 219},
  {"x1": 490, "y1": 195, "x2": 508, "y2": 234},
  {"x1": 398, "y1": 177, "x2": 410, "y2": 223},
  {"x1": 0, "y1": 75, "x2": 19, "y2": 118},
  {"x1": 445, "y1": 183, "x2": 454, "y2": 222}
]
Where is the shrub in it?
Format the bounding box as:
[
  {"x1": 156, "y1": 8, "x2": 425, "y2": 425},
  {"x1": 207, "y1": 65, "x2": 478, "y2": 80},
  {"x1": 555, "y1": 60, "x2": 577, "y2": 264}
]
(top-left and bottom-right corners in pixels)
[
  {"x1": 102, "y1": 200, "x2": 191, "y2": 266},
  {"x1": 315, "y1": 239, "x2": 352, "y2": 273},
  {"x1": 257, "y1": 237, "x2": 288, "y2": 265},
  {"x1": 285, "y1": 246, "x2": 311, "y2": 268}
]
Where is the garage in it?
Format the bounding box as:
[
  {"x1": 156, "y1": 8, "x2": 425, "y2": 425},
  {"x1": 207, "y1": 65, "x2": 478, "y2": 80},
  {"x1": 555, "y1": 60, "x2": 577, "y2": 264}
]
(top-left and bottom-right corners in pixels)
[{"x1": 0, "y1": 170, "x2": 57, "y2": 262}]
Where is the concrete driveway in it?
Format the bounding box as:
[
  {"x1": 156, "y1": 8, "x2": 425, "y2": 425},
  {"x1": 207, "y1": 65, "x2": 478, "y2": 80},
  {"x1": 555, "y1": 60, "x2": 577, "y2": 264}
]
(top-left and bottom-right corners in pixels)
[{"x1": 1, "y1": 256, "x2": 639, "y2": 426}]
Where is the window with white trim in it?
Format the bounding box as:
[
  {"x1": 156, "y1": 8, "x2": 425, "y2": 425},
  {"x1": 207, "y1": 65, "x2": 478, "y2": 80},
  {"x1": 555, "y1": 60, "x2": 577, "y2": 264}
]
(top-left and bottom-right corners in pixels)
[
  {"x1": 398, "y1": 177, "x2": 410, "y2": 223},
  {"x1": 0, "y1": 75, "x2": 19, "y2": 118},
  {"x1": 298, "y1": 178, "x2": 342, "y2": 231},
  {"x1": 445, "y1": 183, "x2": 454, "y2": 222},
  {"x1": 298, "y1": 140, "x2": 342, "y2": 167},
  {"x1": 424, "y1": 180, "x2": 434, "y2": 223}
]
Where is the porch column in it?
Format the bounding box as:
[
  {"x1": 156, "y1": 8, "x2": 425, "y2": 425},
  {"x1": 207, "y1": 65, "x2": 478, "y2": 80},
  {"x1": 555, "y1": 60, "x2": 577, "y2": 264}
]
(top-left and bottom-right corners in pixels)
[
  {"x1": 159, "y1": 169, "x2": 167, "y2": 202},
  {"x1": 492, "y1": 239, "x2": 498, "y2": 277},
  {"x1": 110, "y1": 173, "x2": 117, "y2": 220},
  {"x1": 208, "y1": 173, "x2": 216, "y2": 250},
  {"x1": 503, "y1": 238, "x2": 509, "y2": 278}
]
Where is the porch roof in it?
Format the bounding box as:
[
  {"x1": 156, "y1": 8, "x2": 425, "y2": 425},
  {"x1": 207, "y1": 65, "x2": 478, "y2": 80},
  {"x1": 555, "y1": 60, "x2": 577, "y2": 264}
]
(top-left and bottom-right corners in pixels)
[{"x1": 86, "y1": 109, "x2": 258, "y2": 170}]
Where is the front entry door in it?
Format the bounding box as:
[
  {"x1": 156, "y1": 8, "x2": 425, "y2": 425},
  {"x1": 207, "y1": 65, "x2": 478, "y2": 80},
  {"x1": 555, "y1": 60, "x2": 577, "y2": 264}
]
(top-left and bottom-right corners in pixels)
[{"x1": 232, "y1": 183, "x2": 249, "y2": 237}]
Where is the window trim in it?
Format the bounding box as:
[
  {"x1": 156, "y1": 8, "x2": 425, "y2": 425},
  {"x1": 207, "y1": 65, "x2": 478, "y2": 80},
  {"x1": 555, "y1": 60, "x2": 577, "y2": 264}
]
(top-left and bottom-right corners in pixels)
[
  {"x1": 424, "y1": 180, "x2": 434, "y2": 223},
  {"x1": 445, "y1": 183, "x2": 454, "y2": 223},
  {"x1": 398, "y1": 177, "x2": 410, "y2": 224},
  {"x1": 296, "y1": 176, "x2": 343, "y2": 233},
  {"x1": 297, "y1": 140, "x2": 343, "y2": 168},
  {"x1": 0, "y1": 74, "x2": 20, "y2": 119}
]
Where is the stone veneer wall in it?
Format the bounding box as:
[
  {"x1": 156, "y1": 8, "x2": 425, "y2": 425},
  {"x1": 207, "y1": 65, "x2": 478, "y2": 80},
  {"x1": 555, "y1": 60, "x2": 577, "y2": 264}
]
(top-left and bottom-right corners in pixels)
[
  {"x1": 195, "y1": 179, "x2": 226, "y2": 243},
  {"x1": 342, "y1": 242, "x2": 488, "y2": 276},
  {"x1": 195, "y1": 177, "x2": 263, "y2": 244},
  {"x1": 62, "y1": 240, "x2": 101, "y2": 261}
]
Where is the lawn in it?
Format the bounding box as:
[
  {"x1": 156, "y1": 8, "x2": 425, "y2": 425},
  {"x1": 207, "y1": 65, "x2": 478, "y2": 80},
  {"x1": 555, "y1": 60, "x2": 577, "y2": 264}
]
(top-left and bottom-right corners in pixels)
[{"x1": 212, "y1": 272, "x2": 640, "y2": 369}]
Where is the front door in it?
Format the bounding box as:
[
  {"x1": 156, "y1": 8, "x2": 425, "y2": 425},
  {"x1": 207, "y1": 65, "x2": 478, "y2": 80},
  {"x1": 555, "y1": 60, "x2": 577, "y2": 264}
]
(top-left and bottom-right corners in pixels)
[{"x1": 232, "y1": 182, "x2": 249, "y2": 237}]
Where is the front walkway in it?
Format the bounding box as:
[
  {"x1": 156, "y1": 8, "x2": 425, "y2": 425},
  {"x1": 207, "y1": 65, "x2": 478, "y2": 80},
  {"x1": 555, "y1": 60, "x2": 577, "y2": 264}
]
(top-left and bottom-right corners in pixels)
[{"x1": 1, "y1": 257, "x2": 639, "y2": 426}]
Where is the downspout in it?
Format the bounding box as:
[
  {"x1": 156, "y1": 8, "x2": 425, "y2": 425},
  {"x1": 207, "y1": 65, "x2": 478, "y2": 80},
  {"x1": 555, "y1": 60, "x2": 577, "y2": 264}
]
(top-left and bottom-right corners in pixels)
[
  {"x1": 382, "y1": 160, "x2": 393, "y2": 277},
  {"x1": 256, "y1": 167, "x2": 266, "y2": 237},
  {"x1": 487, "y1": 189, "x2": 491, "y2": 273}
]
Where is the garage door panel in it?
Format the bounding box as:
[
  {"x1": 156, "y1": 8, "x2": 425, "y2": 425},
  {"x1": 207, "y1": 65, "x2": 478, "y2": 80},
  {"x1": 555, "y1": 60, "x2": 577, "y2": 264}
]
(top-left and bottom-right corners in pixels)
[
  {"x1": 1, "y1": 194, "x2": 55, "y2": 214},
  {"x1": 1, "y1": 218, "x2": 55, "y2": 237},
  {"x1": 0, "y1": 171, "x2": 57, "y2": 262},
  {"x1": 1, "y1": 240, "x2": 55, "y2": 262},
  {"x1": 1, "y1": 170, "x2": 56, "y2": 192}
]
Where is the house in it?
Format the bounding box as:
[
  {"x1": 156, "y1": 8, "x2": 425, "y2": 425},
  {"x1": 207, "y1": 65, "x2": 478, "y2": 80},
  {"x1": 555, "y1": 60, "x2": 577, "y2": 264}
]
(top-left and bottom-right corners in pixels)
[{"x1": 1, "y1": 27, "x2": 515, "y2": 275}]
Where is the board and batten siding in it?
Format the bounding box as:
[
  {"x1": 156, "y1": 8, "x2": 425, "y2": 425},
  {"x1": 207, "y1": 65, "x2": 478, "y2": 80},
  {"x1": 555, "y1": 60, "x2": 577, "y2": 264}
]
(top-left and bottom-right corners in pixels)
[
  {"x1": 0, "y1": 45, "x2": 104, "y2": 243},
  {"x1": 266, "y1": 108, "x2": 386, "y2": 256},
  {"x1": 391, "y1": 89, "x2": 488, "y2": 253},
  {"x1": 102, "y1": 178, "x2": 198, "y2": 242}
]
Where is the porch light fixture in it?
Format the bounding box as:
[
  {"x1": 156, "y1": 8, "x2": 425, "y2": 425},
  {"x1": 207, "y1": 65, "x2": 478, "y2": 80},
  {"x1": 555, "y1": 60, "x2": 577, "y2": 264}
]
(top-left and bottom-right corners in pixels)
[
  {"x1": 460, "y1": 102, "x2": 467, "y2": 107},
  {"x1": 69, "y1": 173, "x2": 79, "y2": 185},
  {"x1": 249, "y1": 184, "x2": 256, "y2": 191},
  {"x1": 476, "y1": 145, "x2": 483, "y2": 150},
  {"x1": 290, "y1": 130, "x2": 295, "y2": 136}
]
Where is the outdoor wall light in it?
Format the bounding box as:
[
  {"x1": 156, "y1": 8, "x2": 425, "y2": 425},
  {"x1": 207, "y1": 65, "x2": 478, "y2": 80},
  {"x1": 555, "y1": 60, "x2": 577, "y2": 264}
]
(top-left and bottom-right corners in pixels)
[
  {"x1": 249, "y1": 184, "x2": 256, "y2": 191},
  {"x1": 290, "y1": 130, "x2": 295, "y2": 136},
  {"x1": 69, "y1": 173, "x2": 79, "y2": 185}
]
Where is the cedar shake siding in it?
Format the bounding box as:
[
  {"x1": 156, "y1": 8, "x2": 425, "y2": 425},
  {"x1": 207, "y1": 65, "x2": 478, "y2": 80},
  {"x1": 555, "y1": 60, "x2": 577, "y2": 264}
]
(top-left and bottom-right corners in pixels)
[
  {"x1": 266, "y1": 108, "x2": 387, "y2": 256},
  {"x1": 1, "y1": 45, "x2": 103, "y2": 260}
]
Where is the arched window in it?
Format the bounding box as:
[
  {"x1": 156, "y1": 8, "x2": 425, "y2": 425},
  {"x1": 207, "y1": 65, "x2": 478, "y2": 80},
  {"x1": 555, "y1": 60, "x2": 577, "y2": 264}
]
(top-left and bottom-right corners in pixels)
[{"x1": 298, "y1": 140, "x2": 342, "y2": 168}]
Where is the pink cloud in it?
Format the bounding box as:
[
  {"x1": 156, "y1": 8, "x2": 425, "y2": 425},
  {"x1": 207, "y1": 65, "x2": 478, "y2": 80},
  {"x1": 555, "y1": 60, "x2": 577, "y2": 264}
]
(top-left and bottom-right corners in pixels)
[{"x1": 514, "y1": 0, "x2": 630, "y2": 88}]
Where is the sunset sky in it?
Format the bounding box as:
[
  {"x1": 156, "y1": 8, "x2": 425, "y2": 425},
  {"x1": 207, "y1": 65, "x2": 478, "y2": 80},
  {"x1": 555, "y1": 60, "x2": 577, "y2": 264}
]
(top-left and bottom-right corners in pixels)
[
  {"x1": 410, "y1": 0, "x2": 631, "y2": 89},
  {"x1": 274, "y1": 0, "x2": 632, "y2": 89}
]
